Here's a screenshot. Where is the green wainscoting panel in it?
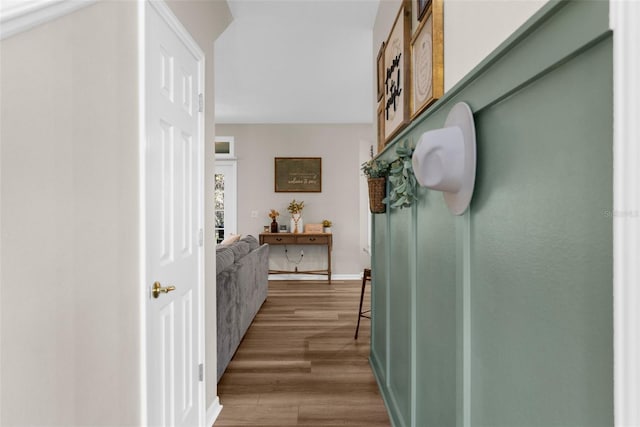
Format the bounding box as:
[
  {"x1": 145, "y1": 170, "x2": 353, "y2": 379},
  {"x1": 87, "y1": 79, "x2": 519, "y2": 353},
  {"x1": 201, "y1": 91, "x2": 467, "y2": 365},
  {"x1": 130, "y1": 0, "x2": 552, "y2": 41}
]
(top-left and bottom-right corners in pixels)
[
  {"x1": 371, "y1": 211, "x2": 389, "y2": 383},
  {"x1": 388, "y1": 207, "x2": 413, "y2": 426},
  {"x1": 369, "y1": 1, "x2": 613, "y2": 426},
  {"x1": 469, "y1": 37, "x2": 613, "y2": 427},
  {"x1": 415, "y1": 187, "x2": 458, "y2": 427}
]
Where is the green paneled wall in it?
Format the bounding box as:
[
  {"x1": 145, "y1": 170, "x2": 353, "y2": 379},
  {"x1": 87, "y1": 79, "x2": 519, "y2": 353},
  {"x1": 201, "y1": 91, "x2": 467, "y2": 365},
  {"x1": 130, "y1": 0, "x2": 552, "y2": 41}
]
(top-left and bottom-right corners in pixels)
[
  {"x1": 470, "y1": 37, "x2": 612, "y2": 427},
  {"x1": 371, "y1": 212, "x2": 389, "y2": 383},
  {"x1": 369, "y1": 2, "x2": 613, "y2": 426},
  {"x1": 415, "y1": 188, "x2": 457, "y2": 426},
  {"x1": 388, "y1": 207, "x2": 413, "y2": 425}
]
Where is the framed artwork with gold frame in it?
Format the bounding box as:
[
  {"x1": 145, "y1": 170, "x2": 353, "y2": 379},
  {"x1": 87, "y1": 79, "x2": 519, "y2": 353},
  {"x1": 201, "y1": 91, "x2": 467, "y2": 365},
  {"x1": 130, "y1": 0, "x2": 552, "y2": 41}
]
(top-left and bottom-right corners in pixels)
[
  {"x1": 376, "y1": 42, "x2": 385, "y2": 102},
  {"x1": 377, "y1": 101, "x2": 385, "y2": 153},
  {"x1": 410, "y1": 0, "x2": 443, "y2": 119},
  {"x1": 274, "y1": 157, "x2": 322, "y2": 193},
  {"x1": 383, "y1": 0, "x2": 412, "y2": 143},
  {"x1": 416, "y1": 0, "x2": 431, "y2": 21}
]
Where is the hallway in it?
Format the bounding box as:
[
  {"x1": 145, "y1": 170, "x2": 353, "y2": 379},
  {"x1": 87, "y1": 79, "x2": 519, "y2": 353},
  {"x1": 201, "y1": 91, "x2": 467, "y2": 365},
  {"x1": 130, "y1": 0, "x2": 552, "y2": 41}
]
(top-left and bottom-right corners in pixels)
[{"x1": 215, "y1": 280, "x2": 390, "y2": 426}]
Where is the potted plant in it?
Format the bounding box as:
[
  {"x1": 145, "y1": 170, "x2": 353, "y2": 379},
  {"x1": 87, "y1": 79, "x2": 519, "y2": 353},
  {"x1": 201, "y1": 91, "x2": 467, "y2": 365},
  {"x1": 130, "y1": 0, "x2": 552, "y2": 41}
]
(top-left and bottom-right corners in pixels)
[
  {"x1": 268, "y1": 209, "x2": 280, "y2": 233},
  {"x1": 322, "y1": 219, "x2": 332, "y2": 233},
  {"x1": 361, "y1": 158, "x2": 390, "y2": 213},
  {"x1": 287, "y1": 199, "x2": 305, "y2": 233}
]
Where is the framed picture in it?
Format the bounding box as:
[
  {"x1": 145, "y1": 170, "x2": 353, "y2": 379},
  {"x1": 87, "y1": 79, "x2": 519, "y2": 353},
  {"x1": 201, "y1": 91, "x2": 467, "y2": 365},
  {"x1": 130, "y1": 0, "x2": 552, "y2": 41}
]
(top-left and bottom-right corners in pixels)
[
  {"x1": 376, "y1": 42, "x2": 385, "y2": 102},
  {"x1": 416, "y1": 0, "x2": 431, "y2": 22},
  {"x1": 274, "y1": 157, "x2": 322, "y2": 192},
  {"x1": 410, "y1": 0, "x2": 443, "y2": 119},
  {"x1": 279, "y1": 224, "x2": 288, "y2": 232},
  {"x1": 383, "y1": 1, "x2": 411, "y2": 143},
  {"x1": 377, "y1": 101, "x2": 385, "y2": 153}
]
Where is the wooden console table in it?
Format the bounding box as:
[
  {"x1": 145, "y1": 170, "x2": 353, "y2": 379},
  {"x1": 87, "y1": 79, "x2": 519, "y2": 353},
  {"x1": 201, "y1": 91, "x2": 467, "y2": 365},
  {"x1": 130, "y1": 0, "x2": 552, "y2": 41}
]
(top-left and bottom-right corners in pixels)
[{"x1": 259, "y1": 232, "x2": 332, "y2": 282}]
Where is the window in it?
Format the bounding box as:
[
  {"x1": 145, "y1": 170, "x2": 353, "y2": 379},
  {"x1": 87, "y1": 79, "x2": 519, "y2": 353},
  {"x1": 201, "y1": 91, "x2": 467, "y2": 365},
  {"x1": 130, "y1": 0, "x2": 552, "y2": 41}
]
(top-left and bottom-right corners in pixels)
[
  {"x1": 214, "y1": 137, "x2": 237, "y2": 243},
  {"x1": 215, "y1": 136, "x2": 235, "y2": 158}
]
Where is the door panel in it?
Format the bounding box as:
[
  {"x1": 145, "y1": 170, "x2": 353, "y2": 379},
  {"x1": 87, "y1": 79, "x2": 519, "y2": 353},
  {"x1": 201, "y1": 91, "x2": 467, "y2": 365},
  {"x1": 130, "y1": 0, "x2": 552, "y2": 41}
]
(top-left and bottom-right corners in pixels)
[{"x1": 146, "y1": 3, "x2": 203, "y2": 426}]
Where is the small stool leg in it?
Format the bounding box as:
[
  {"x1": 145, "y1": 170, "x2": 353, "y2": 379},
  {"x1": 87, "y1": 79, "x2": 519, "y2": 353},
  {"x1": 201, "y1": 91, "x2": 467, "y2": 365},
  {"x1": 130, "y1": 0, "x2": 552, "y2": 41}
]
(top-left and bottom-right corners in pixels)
[{"x1": 354, "y1": 269, "x2": 370, "y2": 339}]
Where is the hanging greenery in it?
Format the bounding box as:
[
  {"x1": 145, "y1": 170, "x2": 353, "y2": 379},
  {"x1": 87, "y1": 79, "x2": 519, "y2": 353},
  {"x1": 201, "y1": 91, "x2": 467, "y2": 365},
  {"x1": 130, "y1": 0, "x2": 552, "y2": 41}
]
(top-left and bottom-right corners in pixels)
[{"x1": 384, "y1": 140, "x2": 417, "y2": 209}]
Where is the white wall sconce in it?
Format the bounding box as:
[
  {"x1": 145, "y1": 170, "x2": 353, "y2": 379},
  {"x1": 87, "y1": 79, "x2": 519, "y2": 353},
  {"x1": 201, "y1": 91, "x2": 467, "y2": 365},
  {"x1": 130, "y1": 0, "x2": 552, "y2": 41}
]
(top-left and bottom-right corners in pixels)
[{"x1": 411, "y1": 102, "x2": 476, "y2": 215}]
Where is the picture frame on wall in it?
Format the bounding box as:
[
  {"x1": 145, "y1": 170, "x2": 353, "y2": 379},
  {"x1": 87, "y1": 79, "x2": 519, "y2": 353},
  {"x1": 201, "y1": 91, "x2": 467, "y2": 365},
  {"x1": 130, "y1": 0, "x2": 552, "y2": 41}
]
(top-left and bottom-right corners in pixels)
[
  {"x1": 410, "y1": 0, "x2": 444, "y2": 119},
  {"x1": 383, "y1": 1, "x2": 412, "y2": 143},
  {"x1": 274, "y1": 157, "x2": 322, "y2": 193},
  {"x1": 376, "y1": 42, "x2": 385, "y2": 102},
  {"x1": 377, "y1": 101, "x2": 385, "y2": 153},
  {"x1": 416, "y1": 0, "x2": 431, "y2": 21}
]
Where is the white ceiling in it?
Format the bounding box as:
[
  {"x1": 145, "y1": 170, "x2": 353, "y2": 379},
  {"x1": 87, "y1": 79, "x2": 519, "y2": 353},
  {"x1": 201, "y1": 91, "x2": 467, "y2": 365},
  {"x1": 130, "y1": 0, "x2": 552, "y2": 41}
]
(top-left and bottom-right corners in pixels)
[{"x1": 215, "y1": 0, "x2": 380, "y2": 124}]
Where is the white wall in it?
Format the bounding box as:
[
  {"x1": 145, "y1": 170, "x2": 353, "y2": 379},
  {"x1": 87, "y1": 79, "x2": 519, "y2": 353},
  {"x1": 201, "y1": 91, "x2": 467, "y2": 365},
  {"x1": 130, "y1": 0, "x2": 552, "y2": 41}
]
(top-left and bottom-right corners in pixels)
[
  {"x1": 0, "y1": 1, "x2": 232, "y2": 425},
  {"x1": 443, "y1": 0, "x2": 548, "y2": 90},
  {"x1": 217, "y1": 124, "x2": 373, "y2": 276},
  {"x1": 0, "y1": 2, "x2": 140, "y2": 425},
  {"x1": 166, "y1": 0, "x2": 232, "y2": 410}
]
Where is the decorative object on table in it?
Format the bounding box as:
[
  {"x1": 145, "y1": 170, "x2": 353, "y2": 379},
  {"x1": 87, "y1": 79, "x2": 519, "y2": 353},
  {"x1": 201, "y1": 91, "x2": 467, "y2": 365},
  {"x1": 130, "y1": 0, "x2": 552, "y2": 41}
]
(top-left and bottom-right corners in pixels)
[
  {"x1": 410, "y1": 0, "x2": 443, "y2": 119},
  {"x1": 287, "y1": 199, "x2": 305, "y2": 233},
  {"x1": 304, "y1": 223, "x2": 323, "y2": 233},
  {"x1": 361, "y1": 157, "x2": 390, "y2": 214},
  {"x1": 279, "y1": 224, "x2": 288, "y2": 232},
  {"x1": 268, "y1": 209, "x2": 280, "y2": 233},
  {"x1": 385, "y1": 140, "x2": 418, "y2": 209},
  {"x1": 263, "y1": 225, "x2": 270, "y2": 232},
  {"x1": 274, "y1": 157, "x2": 322, "y2": 192},
  {"x1": 412, "y1": 102, "x2": 476, "y2": 215},
  {"x1": 322, "y1": 219, "x2": 332, "y2": 233},
  {"x1": 383, "y1": 1, "x2": 411, "y2": 143}
]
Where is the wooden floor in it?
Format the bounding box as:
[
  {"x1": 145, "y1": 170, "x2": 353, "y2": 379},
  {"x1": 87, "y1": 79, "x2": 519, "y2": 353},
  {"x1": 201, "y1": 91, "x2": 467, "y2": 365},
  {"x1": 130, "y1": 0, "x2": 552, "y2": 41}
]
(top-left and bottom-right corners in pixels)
[{"x1": 215, "y1": 280, "x2": 390, "y2": 426}]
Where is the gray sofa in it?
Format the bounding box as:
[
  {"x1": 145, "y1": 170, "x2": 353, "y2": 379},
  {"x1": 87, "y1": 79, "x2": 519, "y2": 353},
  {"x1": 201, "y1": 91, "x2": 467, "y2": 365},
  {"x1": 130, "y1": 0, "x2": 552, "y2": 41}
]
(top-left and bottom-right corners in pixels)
[{"x1": 216, "y1": 235, "x2": 269, "y2": 382}]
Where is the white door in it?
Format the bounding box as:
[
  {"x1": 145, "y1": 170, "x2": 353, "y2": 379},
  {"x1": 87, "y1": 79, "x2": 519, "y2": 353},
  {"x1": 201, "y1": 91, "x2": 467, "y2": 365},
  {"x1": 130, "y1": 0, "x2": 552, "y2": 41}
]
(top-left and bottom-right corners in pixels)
[
  {"x1": 145, "y1": 2, "x2": 204, "y2": 426},
  {"x1": 214, "y1": 161, "x2": 237, "y2": 243}
]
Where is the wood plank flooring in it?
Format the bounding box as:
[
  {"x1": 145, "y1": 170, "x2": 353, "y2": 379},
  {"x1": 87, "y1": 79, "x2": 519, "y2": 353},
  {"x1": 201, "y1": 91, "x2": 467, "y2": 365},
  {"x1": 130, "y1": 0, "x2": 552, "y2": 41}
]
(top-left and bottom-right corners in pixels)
[{"x1": 215, "y1": 280, "x2": 390, "y2": 426}]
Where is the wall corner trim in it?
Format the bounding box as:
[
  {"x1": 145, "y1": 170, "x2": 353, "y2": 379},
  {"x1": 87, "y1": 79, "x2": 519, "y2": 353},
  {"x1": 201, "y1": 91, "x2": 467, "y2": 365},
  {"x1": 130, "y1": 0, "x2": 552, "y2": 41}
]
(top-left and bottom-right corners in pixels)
[
  {"x1": 0, "y1": 0, "x2": 98, "y2": 40},
  {"x1": 611, "y1": 1, "x2": 640, "y2": 426}
]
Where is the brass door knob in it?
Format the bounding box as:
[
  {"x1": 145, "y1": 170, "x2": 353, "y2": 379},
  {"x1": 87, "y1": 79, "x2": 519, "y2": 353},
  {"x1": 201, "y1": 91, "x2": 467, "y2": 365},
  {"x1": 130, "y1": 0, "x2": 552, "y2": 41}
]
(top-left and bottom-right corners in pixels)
[{"x1": 152, "y1": 281, "x2": 176, "y2": 299}]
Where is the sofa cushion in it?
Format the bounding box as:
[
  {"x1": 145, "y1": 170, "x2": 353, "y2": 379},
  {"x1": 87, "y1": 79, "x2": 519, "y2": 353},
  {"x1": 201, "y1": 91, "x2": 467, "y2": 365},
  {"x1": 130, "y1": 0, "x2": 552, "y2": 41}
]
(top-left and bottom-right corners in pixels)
[
  {"x1": 219, "y1": 233, "x2": 241, "y2": 246},
  {"x1": 239, "y1": 235, "x2": 260, "y2": 251},
  {"x1": 229, "y1": 241, "x2": 251, "y2": 260},
  {"x1": 216, "y1": 246, "x2": 235, "y2": 272}
]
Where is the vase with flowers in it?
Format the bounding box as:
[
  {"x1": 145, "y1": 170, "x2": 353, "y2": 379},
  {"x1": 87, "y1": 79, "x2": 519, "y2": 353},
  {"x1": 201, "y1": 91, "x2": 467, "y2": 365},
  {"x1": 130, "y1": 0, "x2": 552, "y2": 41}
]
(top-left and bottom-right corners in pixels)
[
  {"x1": 268, "y1": 209, "x2": 280, "y2": 233},
  {"x1": 287, "y1": 199, "x2": 305, "y2": 234}
]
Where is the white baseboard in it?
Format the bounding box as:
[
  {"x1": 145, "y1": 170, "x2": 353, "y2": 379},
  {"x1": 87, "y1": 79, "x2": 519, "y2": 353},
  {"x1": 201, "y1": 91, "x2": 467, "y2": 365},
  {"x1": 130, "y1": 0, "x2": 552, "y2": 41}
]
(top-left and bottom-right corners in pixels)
[
  {"x1": 268, "y1": 273, "x2": 362, "y2": 281},
  {"x1": 206, "y1": 397, "x2": 223, "y2": 427}
]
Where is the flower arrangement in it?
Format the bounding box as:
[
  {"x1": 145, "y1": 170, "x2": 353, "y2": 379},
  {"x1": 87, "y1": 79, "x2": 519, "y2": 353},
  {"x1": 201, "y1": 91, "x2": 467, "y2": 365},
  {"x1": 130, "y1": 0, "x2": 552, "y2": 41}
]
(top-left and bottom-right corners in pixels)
[
  {"x1": 268, "y1": 209, "x2": 280, "y2": 220},
  {"x1": 361, "y1": 158, "x2": 390, "y2": 179},
  {"x1": 287, "y1": 199, "x2": 305, "y2": 215},
  {"x1": 322, "y1": 219, "x2": 332, "y2": 227}
]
